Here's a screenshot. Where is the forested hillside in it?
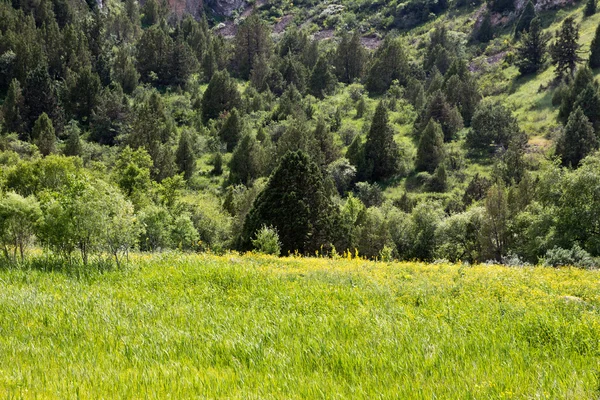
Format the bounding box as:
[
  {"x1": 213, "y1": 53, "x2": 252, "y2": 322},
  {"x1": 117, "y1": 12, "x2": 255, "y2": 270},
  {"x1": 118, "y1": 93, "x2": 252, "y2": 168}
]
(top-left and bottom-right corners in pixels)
[{"x1": 1, "y1": 0, "x2": 600, "y2": 267}]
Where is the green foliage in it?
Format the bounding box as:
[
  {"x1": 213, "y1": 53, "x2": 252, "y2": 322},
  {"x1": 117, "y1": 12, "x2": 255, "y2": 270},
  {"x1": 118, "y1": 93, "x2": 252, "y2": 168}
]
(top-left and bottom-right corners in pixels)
[
  {"x1": 309, "y1": 55, "x2": 337, "y2": 99},
  {"x1": 33, "y1": 112, "x2": 56, "y2": 156},
  {"x1": 0, "y1": 192, "x2": 42, "y2": 261},
  {"x1": 363, "y1": 101, "x2": 400, "y2": 182},
  {"x1": 1, "y1": 79, "x2": 24, "y2": 135},
  {"x1": 589, "y1": 23, "x2": 600, "y2": 69},
  {"x1": 334, "y1": 31, "x2": 365, "y2": 84},
  {"x1": 416, "y1": 119, "x2": 445, "y2": 173},
  {"x1": 241, "y1": 150, "x2": 336, "y2": 255},
  {"x1": 551, "y1": 16, "x2": 582, "y2": 79},
  {"x1": 176, "y1": 131, "x2": 195, "y2": 180},
  {"x1": 366, "y1": 37, "x2": 408, "y2": 95},
  {"x1": 251, "y1": 225, "x2": 281, "y2": 255},
  {"x1": 556, "y1": 107, "x2": 598, "y2": 168},
  {"x1": 63, "y1": 120, "x2": 82, "y2": 157},
  {"x1": 514, "y1": 0, "x2": 536, "y2": 38},
  {"x1": 229, "y1": 134, "x2": 267, "y2": 186},
  {"x1": 467, "y1": 101, "x2": 521, "y2": 153},
  {"x1": 476, "y1": 13, "x2": 493, "y2": 43},
  {"x1": 516, "y1": 18, "x2": 549, "y2": 75},
  {"x1": 202, "y1": 71, "x2": 242, "y2": 123},
  {"x1": 219, "y1": 109, "x2": 243, "y2": 152},
  {"x1": 233, "y1": 14, "x2": 272, "y2": 80},
  {"x1": 585, "y1": 0, "x2": 596, "y2": 17}
]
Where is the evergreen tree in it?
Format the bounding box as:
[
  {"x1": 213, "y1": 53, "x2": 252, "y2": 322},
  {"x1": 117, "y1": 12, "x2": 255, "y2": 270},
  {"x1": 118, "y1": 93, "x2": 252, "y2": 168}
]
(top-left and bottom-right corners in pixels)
[
  {"x1": 201, "y1": 71, "x2": 242, "y2": 122},
  {"x1": 476, "y1": 13, "x2": 493, "y2": 43},
  {"x1": 141, "y1": 0, "x2": 160, "y2": 26},
  {"x1": 346, "y1": 134, "x2": 367, "y2": 181},
  {"x1": 65, "y1": 67, "x2": 101, "y2": 124},
  {"x1": 514, "y1": 0, "x2": 536, "y2": 38},
  {"x1": 211, "y1": 152, "x2": 223, "y2": 176},
  {"x1": 33, "y1": 113, "x2": 56, "y2": 156},
  {"x1": 219, "y1": 109, "x2": 243, "y2": 152},
  {"x1": 136, "y1": 26, "x2": 172, "y2": 85},
  {"x1": 551, "y1": 16, "x2": 582, "y2": 79},
  {"x1": 585, "y1": 0, "x2": 596, "y2": 17},
  {"x1": 313, "y1": 119, "x2": 339, "y2": 166},
  {"x1": 241, "y1": 150, "x2": 336, "y2": 255},
  {"x1": 558, "y1": 67, "x2": 594, "y2": 124},
  {"x1": 309, "y1": 55, "x2": 336, "y2": 99},
  {"x1": 516, "y1": 17, "x2": 549, "y2": 75},
  {"x1": 589, "y1": 23, "x2": 600, "y2": 68},
  {"x1": 233, "y1": 14, "x2": 272, "y2": 80},
  {"x1": 90, "y1": 85, "x2": 130, "y2": 145},
  {"x1": 170, "y1": 27, "x2": 198, "y2": 86},
  {"x1": 573, "y1": 83, "x2": 600, "y2": 131},
  {"x1": 366, "y1": 37, "x2": 409, "y2": 95},
  {"x1": 229, "y1": 134, "x2": 267, "y2": 185},
  {"x1": 416, "y1": 119, "x2": 445, "y2": 173},
  {"x1": 175, "y1": 131, "x2": 195, "y2": 180},
  {"x1": 334, "y1": 31, "x2": 366, "y2": 84},
  {"x1": 23, "y1": 65, "x2": 61, "y2": 134},
  {"x1": 63, "y1": 120, "x2": 82, "y2": 157},
  {"x1": 1, "y1": 79, "x2": 24, "y2": 135},
  {"x1": 556, "y1": 107, "x2": 598, "y2": 167},
  {"x1": 363, "y1": 101, "x2": 400, "y2": 181},
  {"x1": 420, "y1": 90, "x2": 463, "y2": 142}
]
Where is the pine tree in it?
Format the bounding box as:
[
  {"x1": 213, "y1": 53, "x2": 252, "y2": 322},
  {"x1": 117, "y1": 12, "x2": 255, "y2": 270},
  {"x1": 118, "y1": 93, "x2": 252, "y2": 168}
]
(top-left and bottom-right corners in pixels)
[
  {"x1": 201, "y1": 71, "x2": 242, "y2": 122},
  {"x1": 585, "y1": 0, "x2": 596, "y2": 17},
  {"x1": 170, "y1": 27, "x2": 198, "y2": 86},
  {"x1": 23, "y1": 65, "x2": 62, "y2": 134},
  {"x1": 228, "y1": 134, "x2": 266, "y2": 185},
  {"x1": 514, "y1": 0, "x2": 536, "y2": 38},
  {"x1": 33, "y1": 113, "x2": 56, "y2": 156},
  {"x1": 556, "y1": 107, "x2": 598, "y2": 167},
  {"x1": 516, "y1": 17, "x2": 549, "y2": 75},
  {"x1": 589, "y1": 23, "x2": 600, "y2": 68},
  {"x1": 334, "y1": 31, "x2": 366, "y2": 84},
  {"x1": 416, "y1": 119, "x2": 445, "y2": 173},
  {"x1": 573, "y1": 83, "x2": 600, "y2": 131},
  {"x1": 477, "y1": 13, "x2": 493, "y2": 43},
  {"x1": 175, "y1": 131, "x2": 195, "y2": 180},
  {"x1": 551, "y1": 16, "x2": 582, "y2": 79},
  {"x1": 346, "y1": 134, "x2": 367, "y2": 181},
  {"x1": 211, "y1": 152, "x2": 223, "y2": 176},
  {"x1": 366, "y1": 37, "x2": 409, "y2": 95},
  {"x1": 1, "y1": 79, "x2": 24, "y2": 135},
  {"x1": 558, "y1": 67, "x2": 594, "y2": 124},
  {"x1": 309, "y1": 55, "x2": 336, "y2": 99},
  {"x1": 219, "y1": 109, "x2": 243, "y2": 152},
  {"x1": 364, "y1": 101, "x2": 400, "y2": 181},
  {"x1": 241, "y1": 150, "x2": 336, "y2": 255},
  {"x1": 63, "y1": 120, "x2": 82, "y2": 156},
  {"x1": 233, "y1": 14, "x2": 272, "y2": 80},
  {"x1": 420, "y1": 90, "x2": 464, "y2": 142}
]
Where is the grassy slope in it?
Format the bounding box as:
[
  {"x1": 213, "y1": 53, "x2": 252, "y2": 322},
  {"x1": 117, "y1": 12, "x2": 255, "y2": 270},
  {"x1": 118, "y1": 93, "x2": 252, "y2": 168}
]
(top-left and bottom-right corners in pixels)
[{"x1": 0, "y1": 253, "x2": 599, "y2": 398}]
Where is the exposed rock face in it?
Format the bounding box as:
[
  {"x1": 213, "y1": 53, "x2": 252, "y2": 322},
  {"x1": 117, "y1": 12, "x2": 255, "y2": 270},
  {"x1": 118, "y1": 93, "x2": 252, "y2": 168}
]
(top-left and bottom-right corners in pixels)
[{"x1": 207, "y1": 0, "x2": 246, "y2": 16}]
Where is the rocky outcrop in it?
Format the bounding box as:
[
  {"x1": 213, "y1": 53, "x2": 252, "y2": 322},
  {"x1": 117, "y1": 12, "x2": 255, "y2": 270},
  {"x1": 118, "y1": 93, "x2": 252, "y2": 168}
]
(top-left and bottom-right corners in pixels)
[{"x1": 207, "y1": 0, "x2": 247, "y2": 16}]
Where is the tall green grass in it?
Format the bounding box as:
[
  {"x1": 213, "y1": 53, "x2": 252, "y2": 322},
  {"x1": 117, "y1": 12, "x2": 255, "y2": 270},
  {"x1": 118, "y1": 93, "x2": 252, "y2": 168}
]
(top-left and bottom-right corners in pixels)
[{"x1": 0, "y1": 253, "x2": 598, "y2": 398}]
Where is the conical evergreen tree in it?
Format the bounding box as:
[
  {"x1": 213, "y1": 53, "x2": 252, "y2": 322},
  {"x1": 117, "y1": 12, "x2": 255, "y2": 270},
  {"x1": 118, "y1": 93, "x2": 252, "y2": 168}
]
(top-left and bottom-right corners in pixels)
[
  {"x1": 420, "y1": 90, "x2": 464, "y2": 141},
  {"x1": 514, "y1": 0, "x2": 536, "y2": 38},
  {"x1": 516, "y1": 17, "x2": 549, "y2": 75},
  {"x1": 63, "y1": 120, "x2": 82, "y2": 156},
  {"x1": 23, "y1": 65, "x2": 61, "y2": 133},
  {"x1": 416, "y1": 119, "x2": 445, "y2": 173},
  {"x1": 573, "y1": 83, "x2": 600, "y2": 131},
  {"x1": 241, "y1": 150, "x2": 335, "y2": 255},
  {"x1": 589, "y1": 23, "x2": 600, "y2": 68},
  {"x1": 556, "y1": 107, "x2": 598, "y2": 167},
  {"x1": 551, "y1": 16, "x2": 582, "y2": 78},
  {"x1": 1, "y1": 79, "x2": 24, "y2": 135},
  {"x1": 477, "y1": 13, "x2": 493, "y2": 43},
  {"x1": 219, "y1": 109, "x2": 243, "y2": 152},
  {"x1": 585, "y1": 0, "x2": 596, "y2": 17},
  {"x1": 33, "y1": 113, "x2": 56, "y2": 156},
  {"x1": 366, "y1": 37, "x2": 408, "y2": 95},
  {"x1": 309, "y1": 55, "x2": 336, "y2": 99},
  {"x1": 346, "y1": 134, "x2": 367, "y2": 181},
  {"x1": 175, "y1": 131, "x2": 195, "y2": 180},
  {"x1": 228, "y1": 134, "x2": 267, "y2": 185},
  {"x1": 558, "y1": 67, "x2": 594, "y2": 124},
  {"x1": 334, "y1": 31, "x2": 366, "y2": 84},
  {"x1": 363, "y1": 101, "x2": 400, "y2": 181},
  {"x1": 233, "y1": 14, "x2": 272, "y2": 80},
  {"x1": 201, "y1": 70, "x2": 242, "y2": 122}
]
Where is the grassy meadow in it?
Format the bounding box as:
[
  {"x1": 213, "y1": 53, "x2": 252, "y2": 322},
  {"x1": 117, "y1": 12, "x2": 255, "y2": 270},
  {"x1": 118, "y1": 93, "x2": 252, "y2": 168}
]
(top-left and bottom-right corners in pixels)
[{"x1": 0, "y1": 253, "x2": 599, "y2": 398}]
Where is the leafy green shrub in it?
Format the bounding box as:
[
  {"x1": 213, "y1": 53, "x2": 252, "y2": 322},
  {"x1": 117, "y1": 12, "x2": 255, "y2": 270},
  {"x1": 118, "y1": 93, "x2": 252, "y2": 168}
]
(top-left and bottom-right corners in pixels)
[
  {"x1": 543, "y1": 244, "x2": 597, "y2": 269},
  {"x1": 252, "y1": 225, "x2": 281, "y2": 256}
]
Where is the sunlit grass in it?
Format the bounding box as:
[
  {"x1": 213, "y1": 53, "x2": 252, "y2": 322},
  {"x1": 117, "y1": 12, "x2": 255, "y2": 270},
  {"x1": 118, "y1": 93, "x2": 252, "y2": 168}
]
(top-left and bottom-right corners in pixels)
[{"x1": 0, "y1": 253, "x2": 598, "y2": 398}]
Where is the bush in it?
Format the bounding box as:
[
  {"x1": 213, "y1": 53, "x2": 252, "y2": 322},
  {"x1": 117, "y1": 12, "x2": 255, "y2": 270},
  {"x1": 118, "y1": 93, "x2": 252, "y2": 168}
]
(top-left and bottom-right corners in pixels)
[
  {"x1": 543, "y1": 244, "x2": 597, "y2": 269},
  {"x1": 252, "y1": 225, "x2": 281, "y2": 256}
]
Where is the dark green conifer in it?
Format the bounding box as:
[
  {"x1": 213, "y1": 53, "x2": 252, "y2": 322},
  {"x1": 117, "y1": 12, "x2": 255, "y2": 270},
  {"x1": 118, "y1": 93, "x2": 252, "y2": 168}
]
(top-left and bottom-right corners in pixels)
[
  {"x1": 63, "y1": 120, "x2": 82, "y2": 157},
  {"x1": 514, "y1": 0, "x2": 536, "y2": 38},
  {"x1": 556, "y1": 107, "x2": 598, "y2": 167},
  {"x1": 477, "y1": 13, "x2": 493, "y2": 43},
  {"x1": 363, "y1": 101, "x2": 400, "y2": 181},
  {"x1": 516, "y1": 17, "x2": 549, "y2": 75},
  {"x1": 1, "y1": 79, "x2": 24, "y2": 135},
  {"x1": 175, "y1": 131, "x2": 195, "y2": 180},
  {"x1": 589, "y1": 23, "x2": 600, "y2": 68},
  {"x1": 309, "y1": 55, "x2": 336, "y2": 99},
  {"x1": 219, "y1": 109, "x2": 243, "y2": 152},
  {"x1": 241, "y1": 150, "x2": 336, "y2": 255},
  {"x1": 416, "y1": 119, "x2": 445, "y2": 173},
  {"x1": 201, "y1": 71, "x2": 242, "y2": 123},
  {"x1": 551, "y1": 16, "x2": 582, "y2": 79},
  {"x1": 585, "y1": 0, "x2": 596, "y2": 17},
  {"x1": 33, "y1": 113, "x2": 56, "y2": 156}
]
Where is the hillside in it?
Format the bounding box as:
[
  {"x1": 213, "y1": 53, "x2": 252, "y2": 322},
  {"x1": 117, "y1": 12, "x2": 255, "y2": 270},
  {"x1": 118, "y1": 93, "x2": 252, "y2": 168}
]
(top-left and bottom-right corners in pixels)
[
  {"x1": 0, "y1": 253, "x2": 599, "y2": 398},
  {"x1": 1, "y1": 0, "x2": 600, "y2": 267}
]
